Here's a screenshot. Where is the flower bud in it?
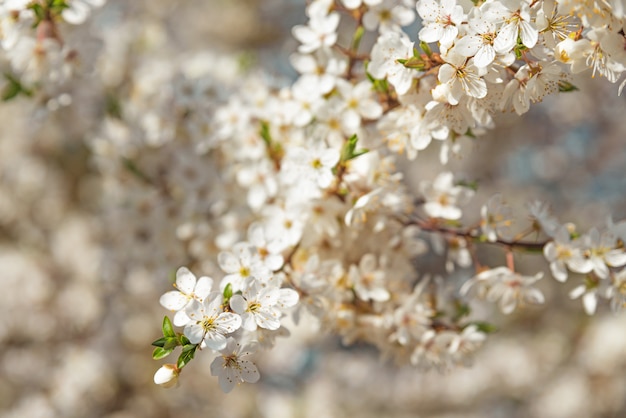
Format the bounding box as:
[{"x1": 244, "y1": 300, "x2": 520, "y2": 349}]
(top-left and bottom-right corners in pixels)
[{"x1": 153, "y1": 364, "x2": 180, "y2": 388}]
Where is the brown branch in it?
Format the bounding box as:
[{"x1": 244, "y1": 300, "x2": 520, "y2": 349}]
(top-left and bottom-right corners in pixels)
[{"x1": 406, "y1": 219, "x2": 548, "y2": 251}]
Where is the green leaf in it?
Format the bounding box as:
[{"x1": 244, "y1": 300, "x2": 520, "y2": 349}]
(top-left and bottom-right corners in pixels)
[
  {"x1": 260, "y1": 121, "x2": 272, "y2": 147},
  {"x1": 2, "y1": 74, "x2": 32, "y2": 101},
  {"x1": 223, "y1": 283, "x2": 233, "y2": 303},
  {"x1": 558, "y1": 80, "x2": 579, "y2": 92},
  {"x1": 121, "y1": 157, "x2": 153, "y2": 184},
  {"x1": 177, "y1": 344, "x2": 197, "y2": 369},
  {"x1": 513, "y1": 37, "x2": 527, "y2": 60},
  {"x1": 50, "y1": 0, "x2": 70, "y2": 16},
  {"x1": 237, "y1": 51, "x2": 256, "y2": 72},
  {"x1": 152, "y1": 346, "x2": 174, "y2": 360},
  {"x1": 463, "y1": 128, "x2": 477, "y2": 139},
  {"x1": 455, "y1": 179, "x2": 479, "y2": 191},
  {"x1": 163, "y1": 337, "x2": 179, "y2": 350},
  {"x1": 403, "y1": 56, "x2": 426, "y2": 70},
  {"x1": 179, "y1": 334, "x2": 191, "y2": 346},
  {"x1": 351, "y1": 25, "x2": 365, "y2": 51},
  {"x1": 28, "y1": 3, "x2": 46, "y2": 26},
  {"x1": 419, "y1": 41, "x2": 432, "y2": 57},
  {"x1": 105, "y1": 93, "x2": 123, "y2": 119},
  {"x1": 341, "y1": 134, "x2": 368, "y2": 163},
  {"x1": 162, "y1": 316, "x2": 176, "y2": 338},
  {"x1": 152, "y1": 337, "x2": 168, "y2": 348},
  {"x1": 467, "y1": 321, "x2": 498, "y2": 334},
  {"x1": 453, "y1": 302, "x2": 471, "y2": 321}
]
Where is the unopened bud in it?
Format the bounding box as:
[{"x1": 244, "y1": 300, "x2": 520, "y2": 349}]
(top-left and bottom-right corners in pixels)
[{"x1": 154, "y1": 364, "x2": 180, "y2": 388}]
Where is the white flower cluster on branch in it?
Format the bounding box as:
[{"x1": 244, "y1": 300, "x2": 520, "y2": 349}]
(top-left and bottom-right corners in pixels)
[
  {"x1": 3, "y1": 0, "x2": 626, "y2": 396},
  {"x1": 145, "y1": 0, "x2": 626, "y2": 392},
  {"x1": 0, "y1": 0, "x2": 105, "y2": 98}
]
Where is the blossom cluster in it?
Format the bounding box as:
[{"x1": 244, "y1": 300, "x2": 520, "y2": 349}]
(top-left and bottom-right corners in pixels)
[
  {"x1": 0, "y1": 0, "x2": 104, "y2": 97},
  {"x1": 145, "y1": 0, "x2": 626, "y2": 391}
]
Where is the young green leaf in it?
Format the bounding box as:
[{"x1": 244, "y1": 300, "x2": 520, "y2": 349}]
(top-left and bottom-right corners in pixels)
[
  {"x1": 558, "y1": 81, "x2": 579, "y2": 92},
  {"x1": 162, "y1": 316, "x2": 176, "y2": 338},
  {"x1": 177, "y1": 344, "x2": 198, "y2": 369},
  {"x1": 153, "y1": 346, "x2": 175, "y2": 360},
  {"x1": 152, "y1": 337, "x2": 168, "y2": 348},
  {"x1": 223, "y1": 282, "x2": 233, "y2": 303},
  {"x1": 467, "y1": 321, "x2": 498, "y2": 334},
  {"x1": 340, "y1": 134, "x2": 368, "y2": 162}
]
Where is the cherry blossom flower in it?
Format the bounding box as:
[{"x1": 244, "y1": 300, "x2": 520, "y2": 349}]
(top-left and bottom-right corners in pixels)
[
  {"x1": 454, "y1": 12, "x2": 500, "y2": 68},
  {"x1": 247, "y1": 223, "x2": 284, "y2": 272},
  {"x1": 461, "y1": 267, "x2": 545, "y2": 314},
  {"x1": 416, "y1": 0, "x2": 465, "y2": 48},
  {"x1": 569, "y1": 281, "x2": 601, "y2": 315},
  {"x1": 159, "y1": 267, "x2": 214, "y2": 326},
  {"x1": 368, "y1": 31, "x2": 416, "y2": 95},
  {"x1": 229, "y1": 278, "x2": 298, "y2": 331},
  {"x1": 292, "y1": 12, "x2": 340, "y2": 53},
  {"x1": 290, "y1": 48, "x2": 347, "y2": 95},
  {"x1": 448, "y1": 325, "x2": 486, "y2": 365},
  {"x1": 491, "y1": 0, "x2": 539, "y2": 54},
  {"x1": 363, "y1": 0, "x2": 416, "y2": 33},
  {"x1": 420, "y1": 171, "x2": 474, "y2": 220},
  {"x1": 527, "y1": 200, "x2": 560, "y2": 237},
  {"x1": 438, "y1": 50, "x2": 488, "y2": 104},
  {"x1": 210, "y1": 339, "x2": 260, "y2": 393},
  {"x1": 218, "y1": 243, "x2": 272, "y2": 292},
  {"x1": 480, "y1": 194, "x2": 514, "y2": 242},
  {"x1": 283, "y1": 144, "x2": 340, "y2": 189},
  {"x1": 184, "y1": 293, "x2": 242, "y2": 350},
  {"x1": 348, "y1": 253, "x2": 390, "y2": 302},
  {"x1": 573, "y1": 228, "x2": 626, "y2": 279},
  {"x1": 543, "y1": 226, "x2": 582, "y2": 282}
]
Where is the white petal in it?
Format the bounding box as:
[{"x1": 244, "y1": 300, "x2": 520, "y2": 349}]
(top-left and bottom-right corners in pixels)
[
  {"x1": 605, "y1": 250, "x2": 626, "y2": 267},
  {"x1": 569, "y1": 285, "x2": 586, "y2": 299},
  {"x1": 582, "y1": 291, "x2": 598, "y2": 315},
  {"x1": 238, "y1": 360, "x2": 260, "y2": 383},
  {"x1": 216, "y1": 312, "x2": 242, "y2": 334},
  {"x1": 62, "y1": 2, "x2": 90, "y2": 24},
  {"x1": 205, "y1": 333, "x2": 229, "y2": 351},
  {"x1": 159, "y1": 291, "x2": 188, "y2": 311},
  {"x1": 550, "y1": 261, "x2": 569, "y2": 283},
  {"x1": 419, "y1": 25, "x2": 444, "y2": 43},
  {"x1": 519, "y1": 20, "x2": 538, "y2": 49},
  {"x1": 454, "y1": 36, "x2": 481, "y2": 57},
  {"x1": 241, "y1": 313, "x2": 258, "y2": 331},
  {"x1": 278, "y1": 288, "x2": 300, "y2": 308},
  {"x1": 194, "y1": 276, "x2": 214, "y2": 300},
  {"x1": 438, "y1": 63, "x2": 456, "y2": 83},
  {"x1": 184, "y1": 324, "x2": 205, "y2": 345},
  {"x1": 494, "y1": 22, "x2": 517, "y2": 53},
  {"x1": 255, "y1": 310, "x2": 281, "y2": 330},
  {"x1": 359, "y1": 253, "x2": 377, "y2": 273},
  {"x1": 176, "y1": 267, "x2": 196, "y2": 294},
  {"x1": 341, "y1": 0, "x2": 361, "y2": 9},
  {"x1": 524, "y1": 288, "x2": 545, "y2": 305},
  {"x1": 218, "y1": 251, "x2": 240, "y2": 273},
  {"x1": 229, "y1": 294, "x2": 247, "y2": 314},
  {"x1": 499, "y1": 290, "x2": 517, "y2": 314},
  {"x1": 173, "y1": 310, "x2": 191, "y2": 327},
  {"x1": 473, "y1": 45, "x2": 495, "y2": 68}
]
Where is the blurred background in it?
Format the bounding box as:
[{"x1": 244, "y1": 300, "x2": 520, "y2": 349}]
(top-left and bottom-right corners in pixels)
[{"x1": 2, "y1": 1, "x2": 626, "y2": 417}]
